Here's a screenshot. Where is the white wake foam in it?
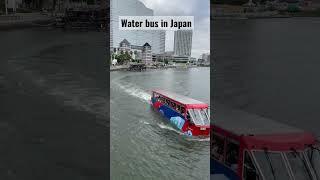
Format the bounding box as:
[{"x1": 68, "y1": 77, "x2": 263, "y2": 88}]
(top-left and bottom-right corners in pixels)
[
  {"x1": 186, "y1": 137, "x2": 210, "y2": 142},
  {"x1": 157, "y1": 123, "x2": 185, "y2": 135},
  {"x1": 113, "y1": 81, "x2": 151, "y2": 103}
]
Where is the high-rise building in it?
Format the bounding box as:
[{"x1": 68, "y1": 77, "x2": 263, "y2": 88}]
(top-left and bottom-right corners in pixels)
[
  {"x1": 110, "y1": 0, "x2": 165, "y2": 54},
  {"x1": 173, "y1": 30, "x2": 193, "y2": 57},
  {"x1": 152, "y1": 31, "x2": 166, "y2": 54}
]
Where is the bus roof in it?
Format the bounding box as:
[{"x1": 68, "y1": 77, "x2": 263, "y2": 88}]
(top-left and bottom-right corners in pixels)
[
  {"x1": 213, "y1": 104, "x2": 302, "y2": 136},
  {"x1": 152, "y1": 89, "x2": 208, "y2": 109},
  {"x1": 213, "y1": 104, "x2": 316, "y2": 150}
]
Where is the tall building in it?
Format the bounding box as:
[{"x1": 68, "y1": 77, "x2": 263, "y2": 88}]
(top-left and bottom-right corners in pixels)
[
  {"x1": 151, "y1": 31, "x2": 165, "y2": 54},
  {"x1": 173, "y1": 30, "x2": 193, "y2": 57},
  {"x1": 110, "y1": 0, "x2": 165, "y2": 54}
]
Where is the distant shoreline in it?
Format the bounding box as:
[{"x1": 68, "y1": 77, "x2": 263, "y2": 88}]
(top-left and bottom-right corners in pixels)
[
  {"x1": 211, "y1": 4, "x2": 320, "y2": 19},
  {"x1": 0, "y1": 14, "x2": 54, "y2": 30},
  {"x1": 110, "y1": 65, "x2": 209, "y2": 72}
]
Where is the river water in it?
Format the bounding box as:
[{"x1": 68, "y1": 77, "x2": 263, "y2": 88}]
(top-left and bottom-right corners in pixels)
[
  {"x1": 110, "y1": 68, "x2": 210, "y2": 179},
  {"x1": 0, "y1": 28, "x2": 108, "y2": 179},
  {"x1": 213, "y1": 17, "x2": 320, "y2": 136}
]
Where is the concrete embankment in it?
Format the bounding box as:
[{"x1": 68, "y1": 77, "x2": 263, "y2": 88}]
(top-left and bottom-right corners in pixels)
[
  {"x1": 110, "y1": 65, "x2": 129, "y2": 71},
  {"x1": 0, "y1": 13, "x2": 54, "y2": 30},
  {"x1": 110, "y1": 65, "x2": 207, "y2": 71}
]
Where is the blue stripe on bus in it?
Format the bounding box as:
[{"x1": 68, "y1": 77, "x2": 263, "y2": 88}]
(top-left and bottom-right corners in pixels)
[{"x1": 158, "y1": 105, "x2": 185, "y2": 130}]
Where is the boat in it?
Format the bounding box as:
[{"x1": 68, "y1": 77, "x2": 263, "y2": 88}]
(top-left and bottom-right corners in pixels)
[
  {"x1": 211, "y1": 105, "x2": 320, "y2": 180},
  {"x1": 128, "y1": 63, "x2": 146, "y2": 71},
  {"x1": 150, "y1": 90, "x2": 210, "y2": 137}
]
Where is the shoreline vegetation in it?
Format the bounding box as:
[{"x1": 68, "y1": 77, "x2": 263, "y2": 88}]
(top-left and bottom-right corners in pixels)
[{"x1": 212, "y1": 4, "x2": 320, "y2": 19}]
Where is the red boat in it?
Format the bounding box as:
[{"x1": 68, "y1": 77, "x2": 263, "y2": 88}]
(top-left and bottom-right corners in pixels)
[
  {"x1": 151, "y1": 90, "x2": 210, "y2": 137},
  {"x1": 211, "y1": 105, "x2": 320, "y2": 180}
]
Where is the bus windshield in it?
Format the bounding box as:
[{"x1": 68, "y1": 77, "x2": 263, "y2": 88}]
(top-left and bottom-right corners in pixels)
[
  {"x1": 306, "y1": 147, "x2": 320, "y2": 179},
  {"x1": 253, "y1": 151, "x2": 291, "y2": 180},
  {"x1": 253, "y1": 150, "x2": 317, "y2": 180},
  {"x1": 286, "y1": 151, "x2": 313, "y2": 180},
  {"x1": 188, "y1": 108, "x2": 210, "y2": 126}
]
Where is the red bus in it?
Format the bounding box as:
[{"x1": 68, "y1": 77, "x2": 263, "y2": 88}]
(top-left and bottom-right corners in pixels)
[
  {"x1": 151, "y1": 89, "x2": 210, "y2": 136},
  {"x1": 211, "y1": 105, "x2": 320, "y2": 180}
]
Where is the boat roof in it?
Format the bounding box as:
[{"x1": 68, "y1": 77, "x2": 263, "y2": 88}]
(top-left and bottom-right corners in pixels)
[
  {"x1": 213, "y1": 104, "x2": 303, "y2": 136},
  {"x1": 152, "y1": 89, "x2": 208, "y2": 109},
  {"x1": 213, "y1": 104, "x2": 317, "y2": 150}
]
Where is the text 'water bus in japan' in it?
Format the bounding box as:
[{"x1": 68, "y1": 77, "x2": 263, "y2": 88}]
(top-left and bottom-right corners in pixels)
[
  {"x1": 211, "y1": 105, "x2": 320, "y2": 180},
  {"x1": 151, "y1": 90, "x2": 210, "y2": 137}
]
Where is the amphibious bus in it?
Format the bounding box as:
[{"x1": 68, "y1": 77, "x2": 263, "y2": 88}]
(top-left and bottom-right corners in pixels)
[
  {"x1": 211, "y1": 105, "x2": 320, "y2": 180},
  {"x1": 151, "y1": 90, "x2": 210, "y2": 137}
]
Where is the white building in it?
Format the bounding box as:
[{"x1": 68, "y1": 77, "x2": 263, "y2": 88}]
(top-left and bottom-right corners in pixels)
[
  {"x1": 110, "y1": 0, "x2": 165, "y2": 54},
  {"x1": 114, "y1": 39, "x2": 152, "y2": 65},
  {"x1": 174, "y1": 30, "x2": 193, "y2": 57}
]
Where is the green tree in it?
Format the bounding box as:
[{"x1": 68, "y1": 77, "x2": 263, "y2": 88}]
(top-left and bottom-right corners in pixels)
[{"x1": 115, "y1": 52, "x2": 131, "y2": 65}]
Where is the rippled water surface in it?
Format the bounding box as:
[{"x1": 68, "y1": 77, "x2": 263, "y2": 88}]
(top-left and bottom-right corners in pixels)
[
  {"x1": 213, "y1": 17, "x2": 320, "y2": 136},
  {"x1": 111, "y1": 68, "x2": 210, "y2": 180},
  {"x1": 0, "y1": 28, "x2": 108, "y2": 179}
]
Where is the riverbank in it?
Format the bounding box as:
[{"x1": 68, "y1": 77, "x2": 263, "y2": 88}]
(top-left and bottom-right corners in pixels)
[
  {"x1": 0, "y1": 13, "x2": 55, "y2": 30},
  {"x1": 212, "y1": 4, "x2": 320, "y2": 19},
  {"x1": 110, "y1": 64, "x2": 208, "y2": 71}
]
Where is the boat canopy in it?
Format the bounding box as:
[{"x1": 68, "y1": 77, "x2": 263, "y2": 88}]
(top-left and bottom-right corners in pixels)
[{"x1": 152, "y1": 89, "x2": 208, "y2": 109}]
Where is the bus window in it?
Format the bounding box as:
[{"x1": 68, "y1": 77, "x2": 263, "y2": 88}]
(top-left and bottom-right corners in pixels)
[
  {"x1": 166, "y1": 99, "x2": 170, "y2": 106},
  {"x1": 181, "y1": 107, "x2": 185, "y2": 114},
  {"x1": 187, "y1": 111, "x2": 191, "y2": 121},
  {"x1": 176, "y1": 105, "x2": 181, "y2": 113},
  {"x1": 243, "y1": 151, "x2": 260, "y2": 180},
  {"x1": 212, "y1": 133, "x2": 224, "y2": 162},
  {"x1": 171, "y1": 102, "x2": 176, "y2": 109},
  {"x1": 226, "y1": 140, "x2": 239, "y2": 171}
]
